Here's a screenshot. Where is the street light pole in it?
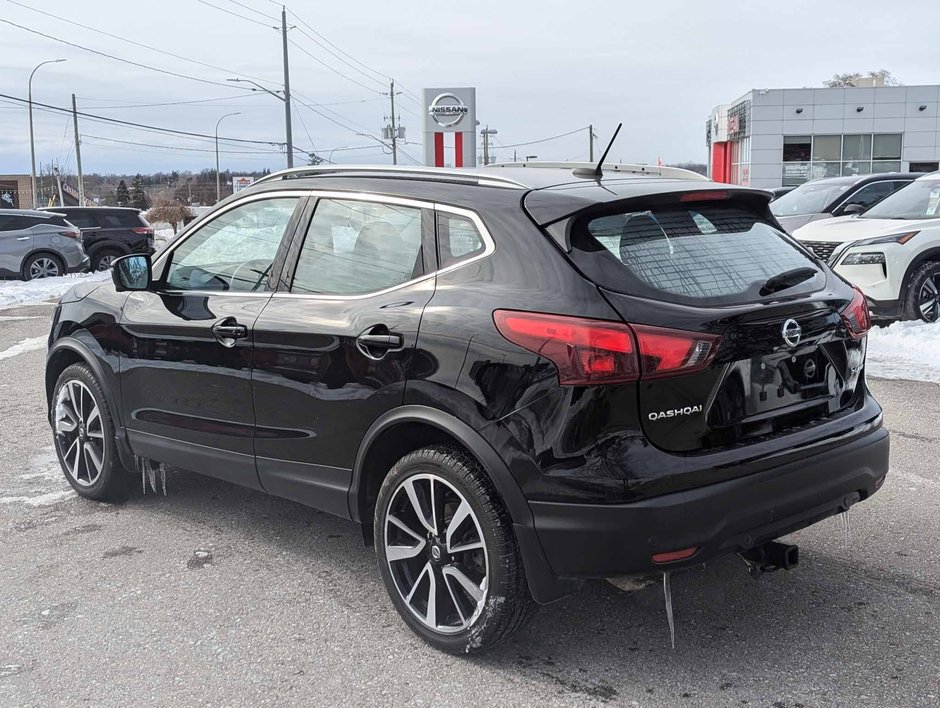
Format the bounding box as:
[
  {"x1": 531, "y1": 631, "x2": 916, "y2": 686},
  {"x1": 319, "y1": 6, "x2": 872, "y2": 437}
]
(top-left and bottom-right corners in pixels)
[
  {"x1": 227, "y1": 78, "x2": 291, "y2": 168},
  {"x1": 215, "y1": 112, "x2": 241, "y2": 203},
  {"x1": 28, "y1": 59, "x2": 66, "y2": 208}
]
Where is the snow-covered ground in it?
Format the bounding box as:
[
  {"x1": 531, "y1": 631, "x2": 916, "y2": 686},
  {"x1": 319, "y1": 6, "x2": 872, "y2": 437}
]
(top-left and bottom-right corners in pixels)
[
  {"x1": 0, "y1": 227, "x2": 174, "y2": 309},
  {"x1": 867, "y1": 320, "x2": 940, "y2": 384}
]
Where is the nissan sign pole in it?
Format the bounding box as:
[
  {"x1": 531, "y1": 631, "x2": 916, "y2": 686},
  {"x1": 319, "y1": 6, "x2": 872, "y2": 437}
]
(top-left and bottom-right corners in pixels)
[{"x1": 422, "y1": 88, "x2": 477, "y2": 167}]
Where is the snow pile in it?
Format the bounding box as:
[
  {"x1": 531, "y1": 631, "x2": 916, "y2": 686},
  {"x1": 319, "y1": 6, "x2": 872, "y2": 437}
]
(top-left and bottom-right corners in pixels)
[
  {"x1": 0, "y1": 272, "x2": 109, "y2": 309},
  {"x1": 867, "y1": 320, "x2": 940, "y2": 384}
]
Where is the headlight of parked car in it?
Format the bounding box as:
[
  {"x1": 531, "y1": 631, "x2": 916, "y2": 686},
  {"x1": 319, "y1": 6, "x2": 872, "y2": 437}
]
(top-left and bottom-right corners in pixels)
[
  {"x1": 841, "y1": 252, "x2": 886, "y2": 265},
  {"x1": 851, "y1": 231, "x2": 920, "y2": 247}
]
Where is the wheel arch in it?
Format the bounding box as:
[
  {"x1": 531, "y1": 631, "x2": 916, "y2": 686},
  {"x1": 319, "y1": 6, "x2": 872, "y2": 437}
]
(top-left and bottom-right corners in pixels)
[
  {"x1": 46, "y1": 338, "x2": 136, "y2": 471},
  {"x1": 900, "y1": 246, "x2": 940, "y2": 299},
  {"x1": 350, "y1": 404, "x2": 579, "y2": 604},
  {"x1": 20, "y1": 248, "x2": 66, "y2": 277}
]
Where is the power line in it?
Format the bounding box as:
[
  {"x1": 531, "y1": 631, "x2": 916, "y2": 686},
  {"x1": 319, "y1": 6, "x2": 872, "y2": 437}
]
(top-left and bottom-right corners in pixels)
[
  {"x1": 78, "y1": 93, "x2": 264, "y2": 110},
  {"x1": 0, "y1": 17, "x2": 241, "y2": 90},
  {"x1": 0, "y1": 93, "x2": 283, "y2": 147},
  {"x1": 287, "y1": 38, "x2": 384, "y2": 94},
  {"x1": 290, "y1": 26, "x2": 387, "y2": 92},
  {"x1": 82, "y1": 133, "x2": 282, "y2": 155},
  {"x1": 222, "y1": 0, "x2": 278, "y2": 21},
  {"x1": 496, "y1": 126, "x2": 590, "y2": 149},
  {"x1": 194, "y1": 0, "x2": 274, "y2": 28},
  {"x1": 4, "y1": 0, "x2": 283, "y2": 91}
]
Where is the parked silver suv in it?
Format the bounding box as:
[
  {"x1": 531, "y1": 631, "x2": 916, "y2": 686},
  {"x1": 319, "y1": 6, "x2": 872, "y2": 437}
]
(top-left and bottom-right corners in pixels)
[{"x1": 0, "y1": 209, "x2": 89, "y2": 280}]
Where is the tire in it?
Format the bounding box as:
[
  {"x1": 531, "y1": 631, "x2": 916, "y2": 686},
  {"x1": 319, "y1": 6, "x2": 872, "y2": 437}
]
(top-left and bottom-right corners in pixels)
[
  {"x1": 374, "y1": 445, "x2": 537, "y2": 654},
  {"x1": 902, "y1": 261, "x2": 940, "y2": 323},
  {"x1": 22, "y1": 252, "x2": 64, "y2": 280},
  {"x1": 92, "y1": 248, "x2": 122, "y2": 272},
  {"x1": 51, "y1": 363, "x2": 129, "y2": 501}
]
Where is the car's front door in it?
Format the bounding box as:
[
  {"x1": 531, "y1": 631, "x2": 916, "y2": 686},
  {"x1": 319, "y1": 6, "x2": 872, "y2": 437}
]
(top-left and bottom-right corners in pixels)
[
  {"x1": 119, "y1": 194, "x2": 306, "y2": 489},
  {"x1": 251, "y1": 194, "x2": 436, "y2": 516}
]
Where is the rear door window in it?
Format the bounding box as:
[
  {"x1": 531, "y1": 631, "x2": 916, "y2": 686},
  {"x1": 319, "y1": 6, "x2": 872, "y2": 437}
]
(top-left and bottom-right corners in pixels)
[
  {"x1": 97, "y1": 211, "x2": 142, "y2": 228},
  {"x1": 573, "y1": 203, "x2": 822, "y2": 306},
  {"x1": 62, "y1": 211, "x2": 96, "y2": 229},
  {"x1": 437, "y1": 212, "x2": 485, "y2": 268}
]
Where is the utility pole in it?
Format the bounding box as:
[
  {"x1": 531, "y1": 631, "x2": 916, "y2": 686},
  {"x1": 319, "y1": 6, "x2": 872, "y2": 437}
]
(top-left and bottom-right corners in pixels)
[
  {"x1": 389, "y1": 79, "x2": 398, "y2": 165},
  {"x1": 71, "y1": 93, "x2": 84, "y2": 205},
  {"x1": 588, "y1": 124, "x2": 594, "y2": 162},
  {"x1": 53, "y1": 164, "x2": 64, "y2": 207},
  {"x1": 281, "y1": 5, "x2": 294, "y2": 168},
  {"x1": 481, "y1": 126, "x2": 497, "y2": 165}
]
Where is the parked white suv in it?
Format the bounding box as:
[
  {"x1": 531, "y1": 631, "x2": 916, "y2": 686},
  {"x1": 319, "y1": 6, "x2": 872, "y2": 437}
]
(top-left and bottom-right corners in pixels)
[{"x1": 793, "y1": 173, "x2": 940, "y2": 322}]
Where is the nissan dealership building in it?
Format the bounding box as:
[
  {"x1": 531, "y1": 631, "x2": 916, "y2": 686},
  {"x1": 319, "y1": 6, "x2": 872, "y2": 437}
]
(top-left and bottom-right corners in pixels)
[{"x1": 706, "y1": 81, "x2": 940, "y2": 189}]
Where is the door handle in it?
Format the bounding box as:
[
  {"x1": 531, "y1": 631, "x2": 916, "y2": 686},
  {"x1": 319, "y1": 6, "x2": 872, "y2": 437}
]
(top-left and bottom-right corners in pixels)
[
  {"x1": 356, "y1": 327, "x2": 404, "y2": 360},
  {"x1": 212, "y1": 317, "x2": 248, "y2": 347}
]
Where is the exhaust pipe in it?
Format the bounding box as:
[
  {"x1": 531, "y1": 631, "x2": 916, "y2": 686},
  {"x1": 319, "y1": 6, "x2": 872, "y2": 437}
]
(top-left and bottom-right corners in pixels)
[{"x1": 739, "y1": 541, "x2": 799, "y2": 577}]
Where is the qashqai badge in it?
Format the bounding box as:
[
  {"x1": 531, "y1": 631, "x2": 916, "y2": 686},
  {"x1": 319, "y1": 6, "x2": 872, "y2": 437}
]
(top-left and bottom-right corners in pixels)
[{"x1": 782, "y1": 318, "x2": 802, "y2": 348}]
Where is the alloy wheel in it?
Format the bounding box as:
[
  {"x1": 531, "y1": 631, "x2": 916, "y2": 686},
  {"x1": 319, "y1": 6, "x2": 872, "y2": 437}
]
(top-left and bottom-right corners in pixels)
[
  {"x1": 384, "y1": 473, "x2": 488, "y2": 634},
  {"x1": 918, "y1": 276, "x2": 939, "y2": 322},
  {"x1": 54, "y1": 380, "x2": 105, "y2": 487},
  {"x1": 29, "y1": 257, "x2": 60, "y2": 279},
  {"x1": 96, "y1": 255, "x2": 116, "y2": 271}
]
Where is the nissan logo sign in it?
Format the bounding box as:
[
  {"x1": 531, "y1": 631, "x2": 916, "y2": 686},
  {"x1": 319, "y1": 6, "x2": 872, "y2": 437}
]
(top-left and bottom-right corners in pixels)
[
  {"x1": 782, "y1": 318, "x2": 802, "y2": 348},
  {"x1": 428, "y1": 92, "x2": 468, "y2": 127}
]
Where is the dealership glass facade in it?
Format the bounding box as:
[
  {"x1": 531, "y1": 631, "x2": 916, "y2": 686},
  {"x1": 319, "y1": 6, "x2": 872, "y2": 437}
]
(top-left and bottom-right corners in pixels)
[{"x1": 781, "y1": 133, "x2": 903, "y2": 185}]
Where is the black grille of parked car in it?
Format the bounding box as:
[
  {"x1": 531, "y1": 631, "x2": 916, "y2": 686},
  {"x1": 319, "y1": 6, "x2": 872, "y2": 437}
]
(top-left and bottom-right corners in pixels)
[{"x1": 806, "y1": 241, "x2": 842, "y2": 262}]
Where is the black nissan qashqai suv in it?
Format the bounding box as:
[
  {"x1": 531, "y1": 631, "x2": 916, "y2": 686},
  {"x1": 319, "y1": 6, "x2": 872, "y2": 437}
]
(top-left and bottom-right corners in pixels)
[{"x1": 46, "y1": 164, "x2": 889, "y2": 653}]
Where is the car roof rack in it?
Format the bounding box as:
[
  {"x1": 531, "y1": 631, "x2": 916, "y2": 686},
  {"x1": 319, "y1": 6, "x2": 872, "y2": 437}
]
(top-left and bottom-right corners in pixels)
[
  {"x1": 484, "y1": 161, "x2": 709, "y2": 181},
  {"x1": 252, "y1": 165, "x2": 528, "y2": 189}
]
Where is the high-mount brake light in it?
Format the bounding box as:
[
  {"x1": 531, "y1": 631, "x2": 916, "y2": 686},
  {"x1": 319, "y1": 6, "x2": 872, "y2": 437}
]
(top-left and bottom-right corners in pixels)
[
  {"x1": 493, "y1": 311, "x2": 722, "y2": 386},
  {"x1": 679, "y1": 190, "x2": 730, "y2": 202},
  {"x1": 840, "y1": 286, "x2": 871, "y2": 340}
]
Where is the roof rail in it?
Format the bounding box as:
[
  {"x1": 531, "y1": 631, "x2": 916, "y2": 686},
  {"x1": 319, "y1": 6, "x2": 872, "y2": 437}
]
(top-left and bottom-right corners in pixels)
[
  {"x1": 485, "y1": 161, "x2": 709, "y2": 181},
  {"x1": 252, "y1": 164, "x2": 527, "y2": 189}
]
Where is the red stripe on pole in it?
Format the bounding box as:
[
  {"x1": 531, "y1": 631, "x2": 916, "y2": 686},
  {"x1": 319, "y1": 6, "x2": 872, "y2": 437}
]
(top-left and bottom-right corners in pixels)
[
  {"x1": 434, "y1": 132, "x2": 444, "y2": 167},
  {"x1": 454, "y1": 132, "x2": 463, "y2": 167}
]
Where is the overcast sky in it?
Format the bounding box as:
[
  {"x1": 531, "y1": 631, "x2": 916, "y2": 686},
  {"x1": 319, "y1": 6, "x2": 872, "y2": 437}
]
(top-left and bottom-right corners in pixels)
[{"x1": 0, "y1": 0, "x2": 935, "y2": 176}]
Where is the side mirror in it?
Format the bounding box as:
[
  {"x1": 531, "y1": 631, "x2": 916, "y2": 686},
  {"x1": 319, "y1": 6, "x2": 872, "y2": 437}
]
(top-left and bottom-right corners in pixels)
[
  {"x1": 111, "y1": 254, "x2": 152, "y2": 292},
  {"x1": 839, "y1": 203, "x2": 866, "y2": 216}
]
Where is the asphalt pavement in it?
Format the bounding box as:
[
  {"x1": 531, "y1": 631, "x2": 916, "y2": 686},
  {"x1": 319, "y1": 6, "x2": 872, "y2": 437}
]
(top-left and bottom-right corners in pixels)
[{"x1": 0, "y1": 300, "x2": 937, "y2": 707}]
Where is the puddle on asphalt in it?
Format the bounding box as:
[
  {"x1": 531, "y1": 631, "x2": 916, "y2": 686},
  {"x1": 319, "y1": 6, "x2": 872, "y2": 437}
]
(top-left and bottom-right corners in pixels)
[{"x1": 0, "y1": 446, "x2": 74, "y2": 508}]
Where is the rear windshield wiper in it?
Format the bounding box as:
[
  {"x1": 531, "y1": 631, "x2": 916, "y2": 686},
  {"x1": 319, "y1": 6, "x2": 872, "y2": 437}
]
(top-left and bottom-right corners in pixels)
[{"x1": 760, "y1": 267, "x2": 818, "y2": 296}]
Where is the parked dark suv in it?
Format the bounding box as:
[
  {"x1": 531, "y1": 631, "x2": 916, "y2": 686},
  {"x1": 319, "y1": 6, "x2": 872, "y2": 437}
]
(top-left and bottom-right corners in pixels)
[
  {"x1": 45, "y1": 165, "x2": 889, "y2": 653},
  {"x1": 41, "y1": 206, "x2": 154, "y2": 271}
]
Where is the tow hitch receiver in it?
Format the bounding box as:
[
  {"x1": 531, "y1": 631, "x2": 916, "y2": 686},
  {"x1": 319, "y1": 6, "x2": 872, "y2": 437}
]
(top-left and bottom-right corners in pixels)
[{"x1": 739, "y1": 541, "x2": 799, "y2": 578}]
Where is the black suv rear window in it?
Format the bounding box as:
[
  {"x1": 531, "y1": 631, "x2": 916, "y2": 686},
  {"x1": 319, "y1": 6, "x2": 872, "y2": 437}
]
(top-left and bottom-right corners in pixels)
[
  {"x1": 572, "y1": 203, "x2": 821, "y2": 305},
  {"x1": 97, "y1": 211, "x2": 143, "y2": 228}
]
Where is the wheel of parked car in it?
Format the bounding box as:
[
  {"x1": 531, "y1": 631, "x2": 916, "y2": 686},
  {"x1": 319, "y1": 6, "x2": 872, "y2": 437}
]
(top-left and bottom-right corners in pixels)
[
  {"x1": 903, "y1": 261, "x2": 940, "y2": 323},
  {"x1": 23, "y1": 252, "x2": 64, "y2": 280},
  {"x1": 92, "y1": 248, "x2": 123, "y2": 272},
  {"x1": 52, "y1": 363, "x2": 129, "y2": 501},
  {"x1": 374, "y1": 445, "x2": 537, "y2": 653}
]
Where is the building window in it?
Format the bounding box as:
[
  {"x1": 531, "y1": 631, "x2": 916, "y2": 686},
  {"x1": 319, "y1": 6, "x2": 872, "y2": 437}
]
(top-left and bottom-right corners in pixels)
[{"x1": 782, "y1": 134, "x2": 902, "y2": 185}]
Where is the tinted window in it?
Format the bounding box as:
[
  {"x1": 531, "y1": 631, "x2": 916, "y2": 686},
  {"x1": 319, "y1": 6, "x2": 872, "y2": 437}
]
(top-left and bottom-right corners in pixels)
[
  {"x1": 573, "y1": 204, "x2": 820, "y2": 305},
  {"x1": 0, "y1": 215, "x2": 18, "y2": 231},
  {"x1": 97, "y1": 211, "x2": 142, "y2": 228},
  {"x1": 844, "y1": 181, "x2": 902, "y2": 209},
  {"x1": 59, "y1": 211, "x2": 96, "y2": 228},
  {"x1": 291, "y1": 199, "x2": 424, "y2": 295},
  {"x1": 165, "y1": 198, "x2": 299, "y2": 291},
  {"x1": 0, "y1": 215, "x2": 45, "y2": 231},
  {"x1": 437, "y1": 212, "x2": 485, "y2": 268}
]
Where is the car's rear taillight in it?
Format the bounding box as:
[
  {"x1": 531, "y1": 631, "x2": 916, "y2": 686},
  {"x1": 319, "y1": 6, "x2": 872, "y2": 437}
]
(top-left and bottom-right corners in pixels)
[
  {"x1": 493, "y1": 311, "x2": 638, "y2": 384},
  {"x1": 61, "y1": 230, "x2": 80, "y2": 239},
  {"x1": 840, "y1": 286, "x2": 871, "y2": 340},
  {"x1": 131, "y1": 227, "x2": 153, "y2": 235},
  {"x1": 632, "y1": 325, "x2": 721, "y2": 379},
  {"x1": 493, "y1": 310, "x2": 721, "y2": 385}
]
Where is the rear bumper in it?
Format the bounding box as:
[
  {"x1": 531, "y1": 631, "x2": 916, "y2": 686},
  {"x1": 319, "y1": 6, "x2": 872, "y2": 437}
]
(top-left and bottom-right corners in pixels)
[
  {"x1": 67, "y1": 253, "x2": 90, "y2": 274},
  {"x1": 528, "y1": 424, "x2": 889, "y2": 578}
]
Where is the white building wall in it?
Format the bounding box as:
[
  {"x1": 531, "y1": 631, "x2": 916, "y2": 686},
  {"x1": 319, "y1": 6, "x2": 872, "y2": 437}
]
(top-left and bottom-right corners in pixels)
[{"x1": 714, "y1": 85, "x2": 940, "y2": 189}]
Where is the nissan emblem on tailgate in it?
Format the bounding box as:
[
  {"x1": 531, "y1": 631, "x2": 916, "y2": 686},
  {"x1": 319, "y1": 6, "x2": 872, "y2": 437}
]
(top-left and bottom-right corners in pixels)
[{"x1": 782, "y1": 318, "x2": 802, "y2": 347}]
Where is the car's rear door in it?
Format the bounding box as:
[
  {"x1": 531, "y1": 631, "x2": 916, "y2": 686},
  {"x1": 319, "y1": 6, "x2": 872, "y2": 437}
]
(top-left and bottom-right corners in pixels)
[
  {"x1": 119, "y1": 194, "x2": 306, "y2": 489},
  {"x1": 250, "y1": 193, "x2": 436, "y2": 516},
  {"x1": 561, "y1": 191, "x2": 868, "y2": 453},
  {"x1": 0, "y1": 215, "x2": 31, "y2": 275}
]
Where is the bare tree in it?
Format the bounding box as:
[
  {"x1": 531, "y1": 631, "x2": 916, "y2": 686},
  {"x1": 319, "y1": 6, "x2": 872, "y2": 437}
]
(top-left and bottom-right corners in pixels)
[
  {"x1": 146, "y1": 192, "x2": 193, "y2": 234},
  {"x1": 823, "y1": 70, "x2": 902, "y2": 87}
]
